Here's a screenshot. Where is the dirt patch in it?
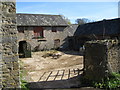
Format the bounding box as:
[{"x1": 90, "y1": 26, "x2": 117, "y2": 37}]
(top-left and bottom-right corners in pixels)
[{"x1": 20, "y1": 50, "x2": 83, "y2": 88}]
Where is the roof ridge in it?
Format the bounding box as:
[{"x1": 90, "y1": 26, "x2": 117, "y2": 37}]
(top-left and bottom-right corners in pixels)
[
  {"x1": 80, "y1": 18, "x2": 120, "y2": 25},
  {"x1": 17, "y1": 13, "x2": 61, "y2": 16}
]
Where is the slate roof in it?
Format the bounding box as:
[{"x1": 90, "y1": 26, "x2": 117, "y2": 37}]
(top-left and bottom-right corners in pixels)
[
  {"x1": 17, "y1": 13, "x2": 68, "y2": 26},
  {"x1": 74, "y1": 18, "x2": 120, "y2": 36},
  {"x1": 64, "y1": 24, "x2": 78, "y2": 36}
]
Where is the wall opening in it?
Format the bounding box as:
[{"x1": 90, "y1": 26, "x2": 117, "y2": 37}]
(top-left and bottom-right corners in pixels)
[
  {"x1": 68, "y1": 38, "x2": 74, "y2": 50},
  {"x1": 33, "y1": 27, "x2": 44, "y2": 39},
  {"x1": 52, "y1": 27, "x2": 57, "y2": 32},
  {"x1": 54, "y1": 39, "x2": 60, "y2": 49},
  {"x1": 19, "y1": 41, "x2": 31, "y2": 58}
]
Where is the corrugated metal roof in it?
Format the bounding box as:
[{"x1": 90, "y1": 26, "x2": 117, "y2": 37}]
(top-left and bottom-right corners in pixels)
[
  {"x1": 74, "y1": 18, "x2": 120, "y2": 36},
  {"x1": 17, "y1": 13, "x2": 68, "y2": 26}
]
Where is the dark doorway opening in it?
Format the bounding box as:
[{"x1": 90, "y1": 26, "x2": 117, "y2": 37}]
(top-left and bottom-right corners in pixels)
[
  {"x1": 68, "y1": 38, "x2": 74, "y2": 50},
  {"x1": 54, "y1": 39, "x2": 60, "y2": 49},
  {"x1": 19, "y1": 41, "x2": 31, "y2": 58}
]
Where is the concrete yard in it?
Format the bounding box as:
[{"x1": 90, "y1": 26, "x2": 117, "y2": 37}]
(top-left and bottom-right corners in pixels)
[{"x1": 20, "y1": 50, "x2": 83, "y2": 89}]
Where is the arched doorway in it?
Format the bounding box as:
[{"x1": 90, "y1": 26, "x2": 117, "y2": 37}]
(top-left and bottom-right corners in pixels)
[{"x1": 19, "y1": 41, "x2": 31, "y2": 58}]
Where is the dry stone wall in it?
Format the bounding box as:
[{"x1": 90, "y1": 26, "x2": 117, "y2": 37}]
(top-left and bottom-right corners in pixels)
[
  {"x1": 0, "y1": 0, "x2": 20, "y2": 88},
  {"x1": 84, "y1": 40, "x2": 120, "y2": 81}
]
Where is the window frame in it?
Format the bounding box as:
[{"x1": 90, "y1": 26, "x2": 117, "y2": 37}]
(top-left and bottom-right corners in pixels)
[
  {"x1": 18, "y1": 27, "x2": 24, "y2": 33},
  {"x1": 52, "y1": 27, "x2": 57, "y2": 32}
]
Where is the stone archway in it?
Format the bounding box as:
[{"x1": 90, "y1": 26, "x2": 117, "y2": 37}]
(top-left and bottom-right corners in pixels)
[{"x1": 19, "y1": 41, "x2": 31, "y2": 58}]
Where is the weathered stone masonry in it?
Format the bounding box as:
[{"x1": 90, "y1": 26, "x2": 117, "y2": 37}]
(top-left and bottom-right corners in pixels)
[
  {"x1": 0, "y1": 0, "x2": 20, "y2": 88},
  {"x1": 84, "y1": 40, "x2": 120, "y2": 82}
]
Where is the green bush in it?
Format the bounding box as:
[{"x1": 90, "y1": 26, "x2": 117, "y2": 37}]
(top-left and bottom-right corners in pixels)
[
  {"x1": 21, "y1": 80, "x2": 29, "y2": 90},
  {"x1": 93, "y1": 72, "x2": 120, "y2": 89}
]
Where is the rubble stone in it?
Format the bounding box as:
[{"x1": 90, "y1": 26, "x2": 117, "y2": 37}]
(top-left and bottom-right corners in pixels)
[
  {"x1": 0, "y1": 0, "x2": 20, "y2": 88},
  {"x1": 84, "y1": 39, "x2": 120, "y2": 81}
]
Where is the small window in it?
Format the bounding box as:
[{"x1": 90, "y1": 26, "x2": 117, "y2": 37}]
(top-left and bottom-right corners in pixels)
[
  {"x1": 52, "y1": 27, "x2": 57, "y2": 32},
  {"x1": 18, "y1": 27, "x2": 24, "y2": 33}
]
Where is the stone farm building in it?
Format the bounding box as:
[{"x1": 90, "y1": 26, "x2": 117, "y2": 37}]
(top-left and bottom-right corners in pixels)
[
  {"x1": 17, "y1": 13, "x2": 72, "y2": 57},
  {"x1": 63, "y1": 24, "x2": 79, "y2": 50},
  {"x1": 70, "y1": 18, "x2": 120, "y2": 51}
]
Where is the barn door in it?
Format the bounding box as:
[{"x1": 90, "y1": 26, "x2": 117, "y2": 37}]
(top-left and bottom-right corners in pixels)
[
  {"x1": 34, "y1": 27, "x2": 44, "y2": 38},
  {"x1": 54, "y1": 39, "x2": 60, "y2": 49},
  {"x1": 19, "y1": 41, "x2": 31, "y2": 58}
]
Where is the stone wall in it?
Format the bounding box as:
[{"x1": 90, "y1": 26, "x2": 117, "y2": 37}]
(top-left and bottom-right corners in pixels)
[
  {"x1": 0, "y1": 0, "x2": 20, "y2": 88},
  {"x1": 107, "y1": 41, "x2": 120, "y2": 73},
  {"x1": 84, "y1": 40, "x2": 120, "y2": 81},
  {"x1": 17, "y1": 26, "x2": 68, "y2": 51}
]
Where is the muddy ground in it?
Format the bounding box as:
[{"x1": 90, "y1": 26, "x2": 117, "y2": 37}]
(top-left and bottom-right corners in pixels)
[{"x1": 20, "y1": 50, "x2": 84, "y2": 88}]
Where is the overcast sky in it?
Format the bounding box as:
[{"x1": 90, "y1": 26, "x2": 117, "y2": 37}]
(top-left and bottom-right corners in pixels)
[{"x1": 16, "y1": 2, "x2": 118, "y2": 24}]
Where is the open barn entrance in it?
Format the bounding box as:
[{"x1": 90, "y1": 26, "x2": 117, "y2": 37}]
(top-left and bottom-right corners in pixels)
[{"x1": 19, "y1": 41, "x2": 31, "y2": 58}]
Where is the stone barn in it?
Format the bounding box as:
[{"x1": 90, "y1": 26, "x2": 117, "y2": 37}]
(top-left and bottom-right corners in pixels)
[
  {"x1": 70, "y1": 18, "x2": 120, "y2": 51},
  {"x1": 63, "y1": 24, "x2": 78, "y2": 50},
  {"x1": 16, "y1": 13, "x2": 69, "y2": 57}
]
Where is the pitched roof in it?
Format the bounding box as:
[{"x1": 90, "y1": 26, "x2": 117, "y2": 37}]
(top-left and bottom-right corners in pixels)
[
  {"x1": 74, "y1": 18, "x2": 120, "y2": 36},
  {"x1": 17, "y1": 13, "x2": 68, "y2": 26},
  {"x1": 64, "y1": 24, "x2": 78, "y2": 36}
]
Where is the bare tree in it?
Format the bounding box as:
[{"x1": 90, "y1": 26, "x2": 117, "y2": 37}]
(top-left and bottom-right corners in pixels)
[
  {"x1": 60, "y1": 14, "x2": 71, "y2": 24},
  {"x1": 75, "y1": 18, "x2": 94, "y2": 25}
]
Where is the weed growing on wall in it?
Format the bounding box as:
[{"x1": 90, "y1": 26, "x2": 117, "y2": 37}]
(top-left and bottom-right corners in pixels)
[{"x1": 20, "y1": 61, "x2": 29, "y2": 90}]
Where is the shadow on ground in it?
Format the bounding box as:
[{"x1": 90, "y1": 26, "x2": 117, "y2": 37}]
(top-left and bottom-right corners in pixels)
[
  {"x1": 60, "y1": 50, "x2": 84, "y2": 56},
  {"x1": 27, "y1": 69, "x2": 84, "y2": 89}
]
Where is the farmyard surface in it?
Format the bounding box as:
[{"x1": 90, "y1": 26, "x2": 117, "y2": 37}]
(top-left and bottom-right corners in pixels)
[{"x1": 20, "y1": 51, "x2": 83, "y2": 88}]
